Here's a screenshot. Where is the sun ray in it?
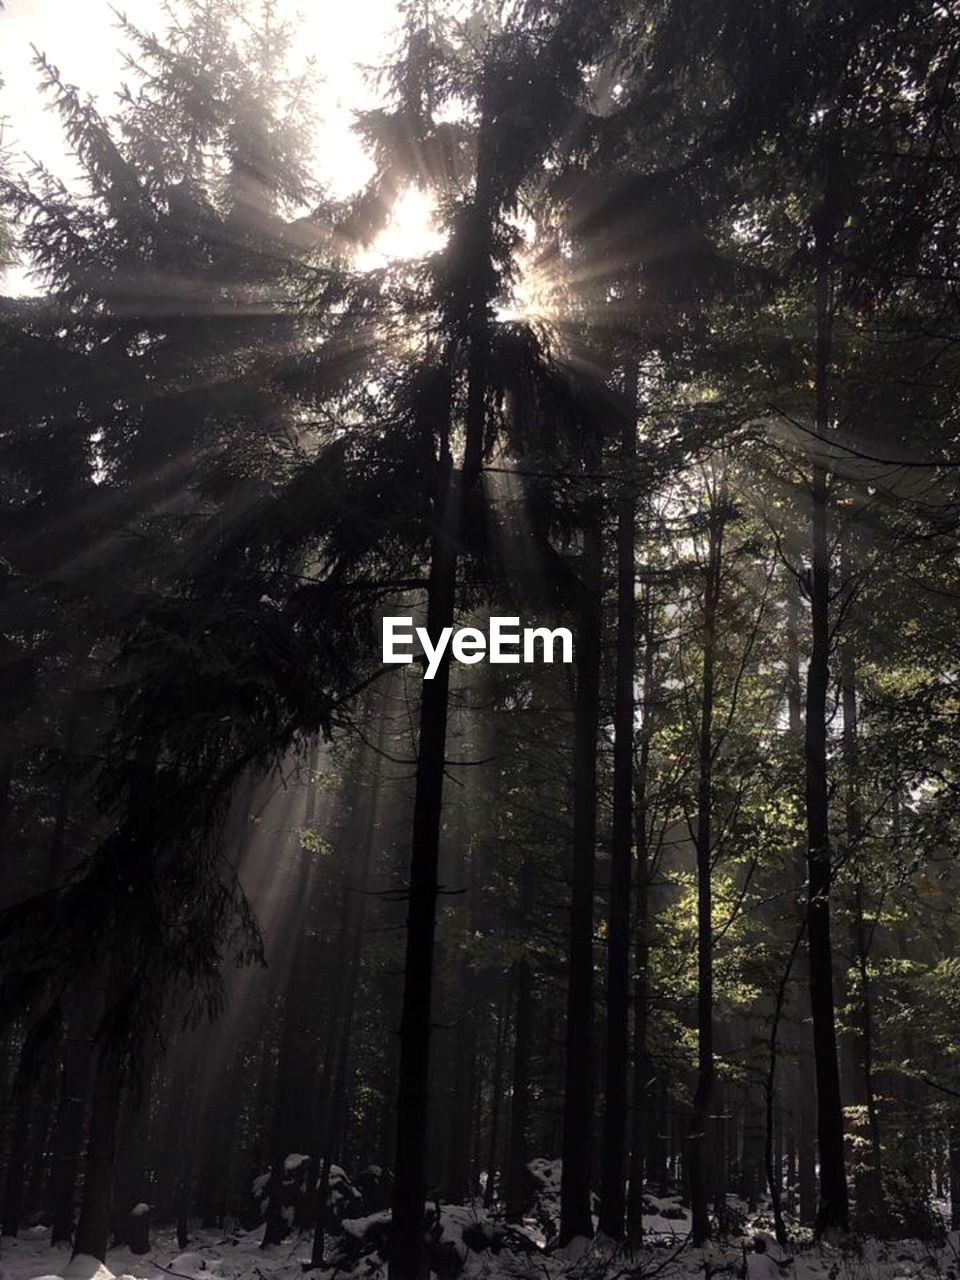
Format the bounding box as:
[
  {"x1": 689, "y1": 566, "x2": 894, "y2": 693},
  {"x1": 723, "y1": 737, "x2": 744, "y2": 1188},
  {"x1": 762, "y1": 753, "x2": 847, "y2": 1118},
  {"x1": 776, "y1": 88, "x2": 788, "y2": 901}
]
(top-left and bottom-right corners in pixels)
[{"x1": 356, "y1": 185, "x2": 446, "y2": 268}]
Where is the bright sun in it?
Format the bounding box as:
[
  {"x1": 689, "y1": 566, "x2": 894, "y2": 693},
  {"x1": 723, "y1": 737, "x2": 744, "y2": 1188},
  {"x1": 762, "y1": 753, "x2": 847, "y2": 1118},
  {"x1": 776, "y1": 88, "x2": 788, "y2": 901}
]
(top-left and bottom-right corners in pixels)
[
  {"x1": 0, "y1": 0, "x2": 409, "y2": 295},
  {"x1": 358, "y1": 187, "x2": 446, "y2": 268},
  {"x1": 358, "y1": 191, "x2": 562, "y2": 328}
]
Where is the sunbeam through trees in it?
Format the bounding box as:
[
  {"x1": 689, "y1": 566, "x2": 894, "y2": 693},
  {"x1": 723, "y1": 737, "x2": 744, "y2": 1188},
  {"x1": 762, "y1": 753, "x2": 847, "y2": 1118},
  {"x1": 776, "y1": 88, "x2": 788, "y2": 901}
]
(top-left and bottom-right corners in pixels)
[{"x1": 3, "y1": 3, "x2": 960, "y2": 1280}]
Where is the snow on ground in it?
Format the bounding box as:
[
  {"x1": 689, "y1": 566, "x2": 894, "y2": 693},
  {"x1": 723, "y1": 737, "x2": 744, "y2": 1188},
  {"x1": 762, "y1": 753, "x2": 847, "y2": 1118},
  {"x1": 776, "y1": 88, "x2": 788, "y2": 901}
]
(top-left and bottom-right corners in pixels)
[
  {"x1": 3, "y1": 1222, "x2": 960, "y2": 1280},
  {"x1": 0, "y1": 1229, "x2": 313, "y2": 1280},
  {"x1": 640, "y1": 1194, "x2": 694, "y2": 1239}
]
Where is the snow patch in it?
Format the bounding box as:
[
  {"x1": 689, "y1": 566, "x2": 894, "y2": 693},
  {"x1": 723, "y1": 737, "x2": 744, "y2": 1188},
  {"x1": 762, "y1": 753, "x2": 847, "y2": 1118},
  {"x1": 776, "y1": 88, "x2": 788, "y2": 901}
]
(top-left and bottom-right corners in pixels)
[
  {"x1": 62, "y1": 1257, "x2": 115, "y2": 1280},
  {"x1": 168, "y1": 1253, "x2": 207, "y2": 1277}
]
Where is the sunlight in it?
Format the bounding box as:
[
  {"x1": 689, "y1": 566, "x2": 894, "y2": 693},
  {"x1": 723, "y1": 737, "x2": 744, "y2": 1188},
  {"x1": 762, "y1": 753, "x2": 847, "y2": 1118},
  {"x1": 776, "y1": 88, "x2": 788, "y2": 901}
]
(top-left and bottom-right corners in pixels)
[
  {"x1": 497, "y1": 251, "x2": 561, "y2": 325},
  {"x1": 0, "y1": 0, "x2": 408, "y2": 295},
  {"x1": 357, "y1": 186, "x2": 446, "y2": 268},
  {"x1": 0, "y1": 0, "x2": 403, "y2": 220}
]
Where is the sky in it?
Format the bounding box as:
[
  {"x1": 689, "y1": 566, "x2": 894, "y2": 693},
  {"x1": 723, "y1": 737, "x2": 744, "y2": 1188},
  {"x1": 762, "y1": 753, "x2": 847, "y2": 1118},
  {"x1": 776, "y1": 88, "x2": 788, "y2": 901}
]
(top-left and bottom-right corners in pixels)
[{"x1": 0, "y1": 0, "x2": 409, "y2": 288}]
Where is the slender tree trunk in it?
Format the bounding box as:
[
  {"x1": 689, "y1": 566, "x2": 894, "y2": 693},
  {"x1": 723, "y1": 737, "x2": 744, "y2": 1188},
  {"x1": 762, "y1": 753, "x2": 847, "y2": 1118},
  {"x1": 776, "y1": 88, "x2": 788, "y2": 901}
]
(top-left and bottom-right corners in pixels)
[
  {"x1": 262, "y1": 748, "x2": 324, "y2": 1247},
  {"x1": 797, "y1": 1073, "x2": 818, "y2": 1226},
  {"x1": 742, "y1": 1086, "x2": 762, "y2": 1213},
  {"x1": 311, "y1": 936, "x2": 365, "y2": 1266},
  {"x1": 388, "y1": 510, "x2": 455, "y2": 1280},
  {"x1": 689, "y1": 492, "x2": 724, "y2": 1247},
  {"x1": 599, "y1": 363, "x2": 638, "y2": 1240},
  {"x1": 786, "y1": 1112, "x2": 797, "y2": 1216},
  {"x1": 447, "y1": 847, "x2": 481, "y2": 1203},
  {"x1": 805, "y1": 228, "x2": 850, "y2": 1240},
  {"x1": 471, "y1": 1058, "x2": 484, "y2": 1203},
  {"x1": 389, "y1": 78, "x2": 498, "y2": 1266},
  {"x1": 175, "y1": 1122, "x2": 191, "y2": 1253},
  {"x1": 857, "y1": 959, "x2": 883, "y2": 1219},
  {"x1": 559, "y1": 468, "x2": 603, "y2": 1246},
  {"x1": 49, "y1": 1017, "x2": 93, "y2": 1246},
  {"x1": 766, "y1": 921, "x2": 806, "y2": 1248},
  {"x1": 310, "y1": 890, "x2": 351, "y2": 1161},
  {"x1": 197, "y1": 1089, "x2": 225, "y2": 1229},
  {"x1": 505, "y1": 880, "x2": 534, "y2": 1221},
  {"x1": 153, "y1": 1034, "x2": 198, "y2": 1227},
  {"x1": 482, "y1": 996, "x2": 509, "y2": 1209},
  {"x1": 73, "y1": 1043, "x2": 123, "y2": 1261},
  {"x1": 627, "y1": 582, "x2": 656, "y2": 1250},
  {"x1": 713, "y1": 1076, "x2": 728, "y2": 1239},
  {"x1": 25, "y1": 1075, "x2": 54, "y2": 1221},
  {"x1": 626, "y1": 846, "x2": 651, "y2": 1250},
  {"x1": 112, "y1": 1068, "x2": 153, "y2": 1245},
  {"x1": 786, "y1": 588, "x2": 818, "y2": 1226},
  {"x1": 311, "y1": 732, "x2": 381, "y2": 1267},
  {"x1": 840, "y1": 622, "x2": 883, "y2": 1231}
]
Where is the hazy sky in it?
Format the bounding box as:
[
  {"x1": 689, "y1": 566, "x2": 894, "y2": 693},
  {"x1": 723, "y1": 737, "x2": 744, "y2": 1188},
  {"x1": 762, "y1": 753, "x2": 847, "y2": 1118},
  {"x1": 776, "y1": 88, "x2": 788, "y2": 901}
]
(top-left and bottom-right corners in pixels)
[{"x1": 0, "y1": 0, "x2": 406, "y2": 287}]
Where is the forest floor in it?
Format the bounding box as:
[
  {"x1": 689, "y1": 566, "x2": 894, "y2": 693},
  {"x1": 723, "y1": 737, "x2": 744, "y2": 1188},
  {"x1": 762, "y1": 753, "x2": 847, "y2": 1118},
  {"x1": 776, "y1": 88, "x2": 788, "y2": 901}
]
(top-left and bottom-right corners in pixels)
[{"x1": 2, "y1": 1205, "x2": 959, "y2": 1280}]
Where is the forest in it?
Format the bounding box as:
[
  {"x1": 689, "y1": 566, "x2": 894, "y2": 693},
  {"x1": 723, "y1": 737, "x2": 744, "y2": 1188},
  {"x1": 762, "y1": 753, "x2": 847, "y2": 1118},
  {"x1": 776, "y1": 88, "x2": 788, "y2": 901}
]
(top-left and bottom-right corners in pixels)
[{"x1": 1, "y1": 1, "x2": 960, "y2": 1280}]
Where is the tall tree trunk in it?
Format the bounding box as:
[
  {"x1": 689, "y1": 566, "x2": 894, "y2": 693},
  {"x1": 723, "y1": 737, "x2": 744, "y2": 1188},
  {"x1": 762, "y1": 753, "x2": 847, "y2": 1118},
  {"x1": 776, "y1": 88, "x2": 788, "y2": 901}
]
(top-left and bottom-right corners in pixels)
[
  {"x1": 73, "y1": 1043, "x2": 123, "y2": 1261},
  {"x1": 805, "y1": 223, "x2": 850, "y2": 1240},
  {"x1": 311, "y1": 731, "x2": 382, "y2": 1267},
  {"x1": 112, "y1": 1070, "x2": 153, "y2": 1245},
  {"x1": 627, "y1": 580, "x2": 656, "y2": 1249},
  {"x1": 153, "y1": 1034, "x2": 198, "y2": 1227},
  {"x1": 841, "y1": 624, "x2": 883, "y2": 1231},
  {"x1": 787, "y1": 588, "x2": 818, "y2": 1227},
  {"x1": 25, "y1": 1075, "x2": 57, "y2": 1223},
  {"x1": 446, "y1": 847, "x2": 480, "y2": 1203},
  {"x1": 446, "y1": 1014, "x2": 476, "y2": 1202},
  {"x1": 743, "y1": 1085, "x2": 763, "y2": 1214},
  {"x1": 197, "y1": 1083, "x2": 226, "y2": 1229},
  {"x1": 49, "y1": 1015, "x2": 93, "y2": 1245},
  {"x1": 482, "y1": 996, "x2": 509, "y2": 1209},
  {"x1": 389, "y1": 70, "x2": 497, "y2": 1265},
  {"x1": 262, "y1": 748, "x2": 324, "y2": 1247},
  {"x1": 626, "y1": 848, "x2": 651, "y2": 1250},
  {"x1": 766, "y1": 920, "x2": 806, "y2": 1248},
  {"x1": 42, "y1": 725, "x2": 88, "y2": 1246},
  {"x1": 505, "y1": 868, "x2": 534, "y2": 1221},
  {"x1": 388, "y1": 517, "x2": 455, "y2": 1280},
  {"x1": 559, "y1": 469, "x2": 603, "y2": 1246},
  {"x1": 689, "y1": 490, "x2": 724, "y2": 1247},
  {"x1": 786, "y1": 1109, "x2": 797, "y2": 1216},
  {"x1": 599, "y1": 362, "x2": 638, "y2": 1240}
]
